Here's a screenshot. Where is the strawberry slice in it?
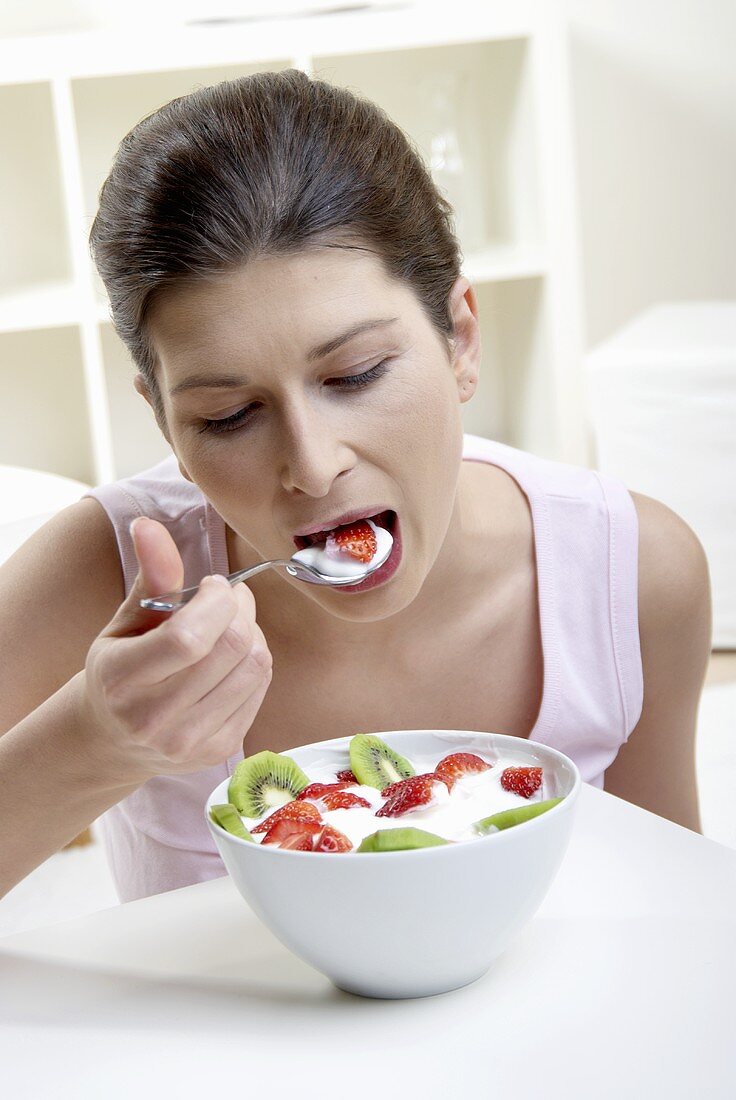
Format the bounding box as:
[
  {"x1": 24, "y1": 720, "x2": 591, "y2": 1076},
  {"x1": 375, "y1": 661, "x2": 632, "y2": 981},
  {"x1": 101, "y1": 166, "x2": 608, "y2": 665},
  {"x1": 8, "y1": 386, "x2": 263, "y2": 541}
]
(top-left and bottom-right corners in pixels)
[
  {"x1": 252, "y1": 800, "x2": 322, "y2": 834},
  {"x1": 380, "y1": 773, "x2": 433, "y2": 799},
  {"x1": 376, "y1": 774, "x2": 439, "y2": 818},
  {"x1": 261, "y1": 818, "x2": 323, "y2": 846},
  {"x1": 313, "y1": 824, "x2": 353, "y2": 852},
  {"x1": 321, "y1": 791, "x2": 371, "y2": 811},
  {"x1": 500, "y1": 766, "x2": 543, "y2": 799},
  {"x1": 279, "y1": 830, "x2": 318, "y2": 851},
  {"x1": 434, "y1": 752, "x2": 492, "y2": 792},
  {"x1": 325, "y1": 519, "x2": 377, "y2": 563},
  {"x1": 336, "y1": 769, "x2": 358, "y2": 783},
  {"x1": 297, "y1": 781, "x2": 351, "y2": 801}
]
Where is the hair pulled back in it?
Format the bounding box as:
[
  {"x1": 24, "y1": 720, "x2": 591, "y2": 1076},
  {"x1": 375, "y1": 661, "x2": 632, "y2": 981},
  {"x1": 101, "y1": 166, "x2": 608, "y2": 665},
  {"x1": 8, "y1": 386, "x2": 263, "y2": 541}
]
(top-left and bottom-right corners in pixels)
[{"x1": 89, "y1": 68, "x2": 462, "y2": 416}]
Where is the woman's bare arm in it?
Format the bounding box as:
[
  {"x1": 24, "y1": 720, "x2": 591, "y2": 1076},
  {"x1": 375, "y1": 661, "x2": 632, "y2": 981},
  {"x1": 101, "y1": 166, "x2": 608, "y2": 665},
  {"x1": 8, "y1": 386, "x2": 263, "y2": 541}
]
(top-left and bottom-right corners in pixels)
[
  {"x1": 1, "y1": 500, "x2": 274, "y2": 900},
  {"x1": 603, "y1": 492, "x2": 712, "y2": 832},
  {"x1": 0, "y1": 499, "x2": 139, "y2": 897},
  {"x1": 0, "y1": 671, "x2": 151, "y2": 897},
  {"x1": 0, "y1": 499, "x2": 123, "y2": 732}
]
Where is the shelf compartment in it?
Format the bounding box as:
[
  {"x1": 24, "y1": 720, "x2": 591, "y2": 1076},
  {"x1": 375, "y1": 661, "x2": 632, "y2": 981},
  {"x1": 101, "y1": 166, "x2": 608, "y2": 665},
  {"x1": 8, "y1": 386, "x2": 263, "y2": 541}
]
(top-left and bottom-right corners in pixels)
[
  {"x1": 0, "y1": 83, "x2": 72, "y2": 297},
  {"x1": 463, "y1": 245, "x2": 546, "y2": 284},
  {"x1": 311, "y1": 38, "x2": 543, "y2": 258},
  {"x1": 99, "y1": 323, "x2": 174, "y2": 480},
  {"x1": 464, "y1": 276, "x2": 555, "y2": 458},
  {"x1": 0, "y1": 327, "x2": 95, "y2": 482},
  {"x1": 0, "y1": 281, "x2": 82, "y2": 335}
]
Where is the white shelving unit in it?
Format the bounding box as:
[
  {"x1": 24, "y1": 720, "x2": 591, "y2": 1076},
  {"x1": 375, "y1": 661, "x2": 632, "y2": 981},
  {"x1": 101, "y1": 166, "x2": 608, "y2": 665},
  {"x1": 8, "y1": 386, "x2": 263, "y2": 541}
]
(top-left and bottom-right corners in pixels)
[{"x1": 0, "y1": 3, "x2": 587, "y2": 486}]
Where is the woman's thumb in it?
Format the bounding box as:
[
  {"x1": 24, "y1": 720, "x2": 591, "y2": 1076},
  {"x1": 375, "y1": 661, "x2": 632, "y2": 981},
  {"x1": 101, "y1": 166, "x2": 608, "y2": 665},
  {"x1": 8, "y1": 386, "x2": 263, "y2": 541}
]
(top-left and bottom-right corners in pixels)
[{"x1": 104, "y1": 516, "x2": 185, "y2": 637}]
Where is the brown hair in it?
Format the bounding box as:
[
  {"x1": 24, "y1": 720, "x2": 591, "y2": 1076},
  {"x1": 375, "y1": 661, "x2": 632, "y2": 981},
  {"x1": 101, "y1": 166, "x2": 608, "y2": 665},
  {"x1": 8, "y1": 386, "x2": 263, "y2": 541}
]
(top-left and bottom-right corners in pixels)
[{"x1": 89, "y1": 68, "x2": 462, "y2": 418}]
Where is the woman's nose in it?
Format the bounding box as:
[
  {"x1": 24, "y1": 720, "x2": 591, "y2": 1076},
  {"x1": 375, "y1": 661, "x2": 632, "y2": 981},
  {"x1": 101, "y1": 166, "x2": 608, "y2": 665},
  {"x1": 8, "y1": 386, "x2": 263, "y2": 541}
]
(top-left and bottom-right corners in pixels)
[{"x1": 277, "y1": 402, "x2": 355, "y2": 496}]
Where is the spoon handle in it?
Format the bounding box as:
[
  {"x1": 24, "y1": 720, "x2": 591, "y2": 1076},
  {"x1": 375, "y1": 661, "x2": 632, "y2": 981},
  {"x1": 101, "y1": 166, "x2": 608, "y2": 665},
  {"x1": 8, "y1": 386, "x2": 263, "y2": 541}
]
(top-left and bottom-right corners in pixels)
[{"x1": 139, "y1": 559, "x2": 292, "y2": 612}]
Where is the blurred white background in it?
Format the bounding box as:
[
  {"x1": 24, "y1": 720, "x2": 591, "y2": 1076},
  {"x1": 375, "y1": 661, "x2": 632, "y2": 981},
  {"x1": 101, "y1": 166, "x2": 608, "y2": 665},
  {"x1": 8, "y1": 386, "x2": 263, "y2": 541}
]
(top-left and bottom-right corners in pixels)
[{"x1": 0, "y1": 0, "x2": 734, "y2": 933}]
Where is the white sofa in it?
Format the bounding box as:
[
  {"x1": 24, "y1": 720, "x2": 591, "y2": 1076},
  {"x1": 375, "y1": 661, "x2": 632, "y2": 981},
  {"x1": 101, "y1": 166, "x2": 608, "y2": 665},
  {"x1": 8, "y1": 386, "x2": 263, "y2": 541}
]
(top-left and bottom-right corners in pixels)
[
  {"x1": 0, "y1": 465, "x2": 92, "y2": 567},
  {"x1": 585, "y1": 302, "x2": 736, "y2": 648}
]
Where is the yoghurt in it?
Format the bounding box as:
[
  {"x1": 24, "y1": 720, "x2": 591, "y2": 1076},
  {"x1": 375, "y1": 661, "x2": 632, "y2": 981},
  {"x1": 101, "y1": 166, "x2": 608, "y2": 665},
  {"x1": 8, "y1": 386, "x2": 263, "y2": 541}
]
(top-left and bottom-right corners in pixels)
[
  {"x1": 291, "y1": 517, "x2": 393, "y2": 578},
  {"x1": 236, "y1": 750, "x2": 554, "y2": 849}
]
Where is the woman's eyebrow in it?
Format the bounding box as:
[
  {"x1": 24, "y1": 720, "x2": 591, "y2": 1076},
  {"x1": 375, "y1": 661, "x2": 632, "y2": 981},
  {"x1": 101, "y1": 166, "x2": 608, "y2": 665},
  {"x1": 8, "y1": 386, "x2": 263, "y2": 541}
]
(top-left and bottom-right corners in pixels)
[
  {"x1": 307, "y1": 316, "x2": 399, "y2": 361},
  {"x1": 169, "y1": 316, "x2": 400, "y2": 396}
]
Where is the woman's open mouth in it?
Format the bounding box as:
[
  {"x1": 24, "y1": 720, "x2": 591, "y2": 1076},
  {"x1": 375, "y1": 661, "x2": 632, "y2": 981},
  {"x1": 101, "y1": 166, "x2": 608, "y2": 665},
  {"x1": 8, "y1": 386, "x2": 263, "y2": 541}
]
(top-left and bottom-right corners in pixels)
[
  {"x1": 293, "y1": 510, "x2": 397, "y2": 551},
  {"x1": 291, "y1": 510, "x2": 402, "y2": 593}
]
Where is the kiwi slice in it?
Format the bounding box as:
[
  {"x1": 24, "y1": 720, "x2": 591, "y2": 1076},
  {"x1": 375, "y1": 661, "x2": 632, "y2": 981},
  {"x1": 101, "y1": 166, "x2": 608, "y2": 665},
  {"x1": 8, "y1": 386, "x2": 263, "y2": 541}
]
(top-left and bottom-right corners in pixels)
[
  {"x1": 474, "y1": 798, "x2": 563, "y2": 834},
  {"x1": 357, "y1": 827, "x2": 449, "y2": 852},
  {"x1": 227, "y1": 750, "x2": 309, "y2": 816},
  {"x1": 349, "y1": 733, "x2": 415, "y2": 790},
  {"x1": 209, "y1": 803, "x2": 254, "y2": 842}
]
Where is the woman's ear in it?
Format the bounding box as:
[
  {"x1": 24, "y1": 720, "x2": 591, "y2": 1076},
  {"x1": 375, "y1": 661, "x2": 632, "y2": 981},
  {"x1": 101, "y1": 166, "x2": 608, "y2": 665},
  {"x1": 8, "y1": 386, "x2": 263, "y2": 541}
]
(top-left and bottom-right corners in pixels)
[
  {"x1": 133, "y1": 373, "x2": 192, "y2": 481},
  {"x1": 447, "y1": 275, "x2": 481, "y2": 404},
  {"x1": 134, "y1": 372, "x2": 171, "y2": 440},
  {"x1": 133, "y1": 372, "x2": 161, "y2": 419}
]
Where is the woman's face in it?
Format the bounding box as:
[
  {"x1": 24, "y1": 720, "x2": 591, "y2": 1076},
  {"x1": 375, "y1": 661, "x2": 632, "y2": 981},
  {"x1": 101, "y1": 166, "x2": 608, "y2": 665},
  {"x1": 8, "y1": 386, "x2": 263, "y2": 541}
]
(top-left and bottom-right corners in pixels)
[{"x1": 142, "y1": 244, "x2": 480, "y2": 628}]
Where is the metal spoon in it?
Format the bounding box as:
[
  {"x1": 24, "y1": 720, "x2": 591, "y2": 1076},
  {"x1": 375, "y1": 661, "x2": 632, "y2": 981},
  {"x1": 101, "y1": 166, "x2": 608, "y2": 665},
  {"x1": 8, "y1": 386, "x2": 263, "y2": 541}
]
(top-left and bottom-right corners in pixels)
[{"x1": 139, "y1": 547, "x2": 390, "y2": 612}]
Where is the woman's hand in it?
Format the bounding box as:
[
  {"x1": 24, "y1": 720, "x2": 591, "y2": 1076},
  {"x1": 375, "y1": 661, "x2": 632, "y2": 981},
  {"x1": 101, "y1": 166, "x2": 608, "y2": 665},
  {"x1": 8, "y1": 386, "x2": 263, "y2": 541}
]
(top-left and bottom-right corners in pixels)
[{"x1": 81, "y1": 517, "x2": 273, "y2": 782}]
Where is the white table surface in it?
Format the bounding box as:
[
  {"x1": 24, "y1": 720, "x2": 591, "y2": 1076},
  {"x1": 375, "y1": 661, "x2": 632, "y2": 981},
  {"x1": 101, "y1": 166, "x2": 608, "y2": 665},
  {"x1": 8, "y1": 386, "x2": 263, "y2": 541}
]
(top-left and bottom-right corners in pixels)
[{"x1": 2, "y1": 784, "x2": 735, "y2": 1099}]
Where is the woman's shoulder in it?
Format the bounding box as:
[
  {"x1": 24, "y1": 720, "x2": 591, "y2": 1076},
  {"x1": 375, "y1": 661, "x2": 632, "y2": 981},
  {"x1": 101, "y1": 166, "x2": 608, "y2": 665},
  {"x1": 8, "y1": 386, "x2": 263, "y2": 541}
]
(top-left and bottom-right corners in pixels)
[
  {"x1": 0, "y1": 497, "x2": 124, "y2": 730},
  {"x1": 2, "y1": 495, "x2": 123, "y2": 620},
  {"x1": 601, "y1": 490, "x2": 710, "y2": 830},
  {"x1": 629, "y1": 490, "x2": 711, "y2": 642},
  {"x1": 84, "y1": 456, "x2": 213, "y2": 596},
  {"x1": 461, "y1": 433, "x2": 610, "y2": 501},
  {"x1": 86, "y1": 452, "x2": 206, "y2": 527}
]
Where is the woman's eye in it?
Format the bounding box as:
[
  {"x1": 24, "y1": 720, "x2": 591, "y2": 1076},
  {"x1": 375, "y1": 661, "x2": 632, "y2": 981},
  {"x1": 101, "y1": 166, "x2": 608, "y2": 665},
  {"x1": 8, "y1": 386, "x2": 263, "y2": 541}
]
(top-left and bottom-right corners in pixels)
[{"x1": 198, "y1": 359, "x2": 391, "y2": 435}]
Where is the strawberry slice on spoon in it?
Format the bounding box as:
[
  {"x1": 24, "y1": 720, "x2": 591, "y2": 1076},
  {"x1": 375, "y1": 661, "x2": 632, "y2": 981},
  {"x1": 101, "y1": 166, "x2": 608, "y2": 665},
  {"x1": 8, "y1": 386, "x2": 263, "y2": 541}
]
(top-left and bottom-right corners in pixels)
[{"x1": 324, "y1": 519, "x2": 378, "y2": 563}]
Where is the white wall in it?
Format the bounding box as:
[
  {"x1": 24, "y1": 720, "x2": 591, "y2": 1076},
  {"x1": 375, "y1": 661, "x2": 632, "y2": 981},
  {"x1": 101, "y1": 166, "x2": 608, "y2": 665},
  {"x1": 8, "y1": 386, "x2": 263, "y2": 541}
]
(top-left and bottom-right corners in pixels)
[{"x1": 561, "y1": 0, "x2": 736, "y2": 346}]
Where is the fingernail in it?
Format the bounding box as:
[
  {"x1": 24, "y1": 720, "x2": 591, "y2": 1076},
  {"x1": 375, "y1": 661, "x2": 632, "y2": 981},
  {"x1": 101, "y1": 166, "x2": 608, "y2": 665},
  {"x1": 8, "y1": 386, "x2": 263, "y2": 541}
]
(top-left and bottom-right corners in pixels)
[
  {"x1": 208, "y1": 574, "x2": 231, "y2": 587},
  {"x1": 129, "y1": 517, "x2": 144, "y2": 538}
]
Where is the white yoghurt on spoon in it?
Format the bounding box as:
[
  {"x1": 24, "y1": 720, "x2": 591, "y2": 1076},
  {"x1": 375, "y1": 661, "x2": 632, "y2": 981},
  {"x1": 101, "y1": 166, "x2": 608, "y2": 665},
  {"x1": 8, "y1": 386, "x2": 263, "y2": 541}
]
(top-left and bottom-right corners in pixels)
[{"x1": 291, "y1": 516, "x2": 393, "y2": 578}]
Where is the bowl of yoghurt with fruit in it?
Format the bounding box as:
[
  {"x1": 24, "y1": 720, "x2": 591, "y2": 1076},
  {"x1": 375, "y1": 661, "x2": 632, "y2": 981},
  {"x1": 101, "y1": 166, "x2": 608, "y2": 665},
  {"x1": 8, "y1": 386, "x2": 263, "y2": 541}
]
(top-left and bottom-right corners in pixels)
[{"x1": 206, "y1": 729, "x2": 580, "y2": 999}]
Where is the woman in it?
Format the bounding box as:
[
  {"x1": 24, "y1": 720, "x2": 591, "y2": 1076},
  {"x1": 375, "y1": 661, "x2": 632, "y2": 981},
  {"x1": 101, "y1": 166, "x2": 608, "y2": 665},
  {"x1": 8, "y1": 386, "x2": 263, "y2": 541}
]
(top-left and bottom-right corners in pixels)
[{"x1": 0, "y1": 71, "x2": 711, "y2": 903}]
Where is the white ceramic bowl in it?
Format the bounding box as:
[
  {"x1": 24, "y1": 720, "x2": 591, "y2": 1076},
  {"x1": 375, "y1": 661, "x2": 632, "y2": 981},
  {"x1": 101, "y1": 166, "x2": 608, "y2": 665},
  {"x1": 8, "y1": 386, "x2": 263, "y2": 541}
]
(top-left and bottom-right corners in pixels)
[{"x1": 205, "y1": 729, "x2": 580, "y2": 999}]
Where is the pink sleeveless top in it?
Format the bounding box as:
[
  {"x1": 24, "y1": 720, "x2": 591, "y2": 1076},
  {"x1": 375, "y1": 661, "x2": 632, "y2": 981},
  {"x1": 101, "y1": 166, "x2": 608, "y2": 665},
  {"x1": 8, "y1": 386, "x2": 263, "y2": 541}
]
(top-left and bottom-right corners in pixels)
[{"x1": 84, "y1": 434, "x2": 643, "y2": 903}]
